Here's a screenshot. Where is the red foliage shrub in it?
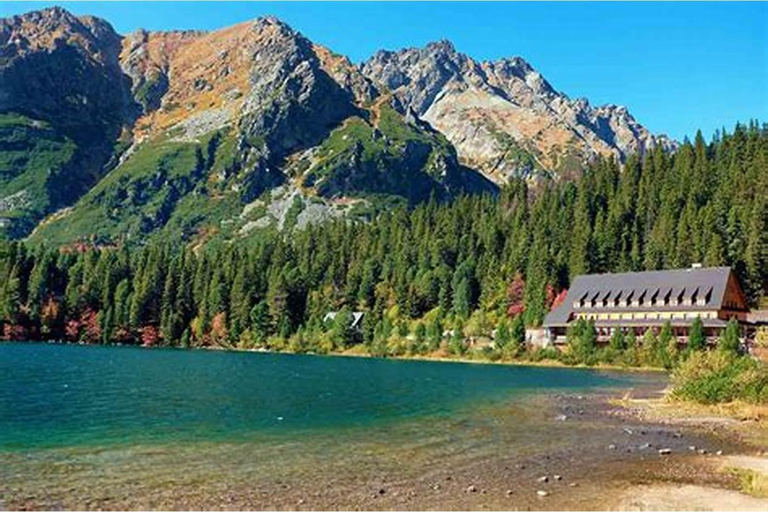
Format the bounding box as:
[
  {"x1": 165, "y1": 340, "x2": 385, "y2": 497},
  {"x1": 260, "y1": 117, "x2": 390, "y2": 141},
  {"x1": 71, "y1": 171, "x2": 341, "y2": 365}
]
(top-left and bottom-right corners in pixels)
[
  {"x1": 2, "y1": 323, "x2": 27, "y2": 341},
  {"x1": 210, "y1": 312, "x2": 228, "y2": 342},
  {"x1": 506, "y1": 273, "x2": 526, "y2": 317},
  {"x1": 551, "y1": 288, "x2": 568, "y2": 310},
  {"x1": 140, "y1": 325, "x2": 160, "y2": 347},
  {"x1": 80, "y1": 309, "x2": 101, "y2": 344},
  {"x1": 65, "y1": 319, "x2": 80, "y2": 341}
]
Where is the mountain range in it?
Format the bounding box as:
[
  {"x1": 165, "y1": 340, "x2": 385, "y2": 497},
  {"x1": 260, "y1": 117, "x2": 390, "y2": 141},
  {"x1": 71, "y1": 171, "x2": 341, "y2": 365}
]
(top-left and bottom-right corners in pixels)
[{"x1": 0, "y1": 7, "x2": 674, "y2": 245}]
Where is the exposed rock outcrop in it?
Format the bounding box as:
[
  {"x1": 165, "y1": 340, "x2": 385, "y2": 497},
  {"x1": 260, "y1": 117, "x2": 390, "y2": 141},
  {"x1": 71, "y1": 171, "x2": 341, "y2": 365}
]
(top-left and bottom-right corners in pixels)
[{"x1": 362, "y1": 40, "x2": 675, "y2": 182}]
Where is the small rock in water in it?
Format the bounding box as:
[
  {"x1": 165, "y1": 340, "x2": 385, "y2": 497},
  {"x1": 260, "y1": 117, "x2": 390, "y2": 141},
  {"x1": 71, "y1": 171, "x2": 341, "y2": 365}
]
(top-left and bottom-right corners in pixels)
[
  {"x1": 639, "y1": 443, "x2": 651, "y2": 450},
  {"x1": 623, "y1": 427, "x2": 634, "y2": 435},
  {"x1": 297, "y1": 498, "x2": 305, "y2": 505},
  {"x1": 608, "y1": 444, "x2": 617, "y2": 450},
  {"x1": 698, "y1": 449, "x2": 708, "y2": 455},
  {"x1": 658, "y1": 448, "x2": 672, "y2": 455},
  {"x1": 537, "y1": 490, "x2": 549, "y2": 497},
  {"x1": 432, "y1": 484, "x2": 440, "y2": 491},
  {"x1": 555, "y1": 414, "x2": 568, "y2": 421},
  {"x1": 716, "y1": 450, "x2": 723, "y2": 456},
  {"x1": 673, "y1": 432, "x2": 683, "y2": 438},
  {"x1": 466, "y1": 485, "x2": 477, "y2": 493},
  {"x1": 378, "y1": 488, "x2": 386, "y2": 495},
  {"x1": 569, "y1": 482, "x2": 578, "y2": 488},
  {"x1": 277, "y1": 416, "x2": 284, "y2": 421},
  {"x1": 538, "y1": 476, "x2": 549, "y2": 483},
  {"x1": 506, "y1": 490, "x2": 514, "y2": 496},
  {"x1": 554, "y1": 475, "x2": 562, "y2": 481},
  {"x1": 688, "y1": 446, "x2": 697, "y2": 451}
]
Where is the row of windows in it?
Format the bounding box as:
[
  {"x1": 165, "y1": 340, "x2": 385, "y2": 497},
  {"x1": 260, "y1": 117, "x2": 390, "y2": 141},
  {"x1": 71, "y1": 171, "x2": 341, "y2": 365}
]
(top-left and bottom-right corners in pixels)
[
  {"x1": 574, "y1": 288, "x2": 714, "y2": 310},
  {"x1": 575, "y1": 297, "x2": 709, "y2": 309},
  {"x1": 576, "y1": 311, "x2": 717, "y2": 321}
]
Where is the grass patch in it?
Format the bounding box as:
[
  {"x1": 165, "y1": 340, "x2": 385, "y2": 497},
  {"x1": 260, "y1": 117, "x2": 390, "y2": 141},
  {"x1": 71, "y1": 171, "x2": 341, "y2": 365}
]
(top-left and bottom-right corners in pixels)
[
  {"x1": 28, "y1": 128, "x2": 250, "y2": 246},
  {"x1": 303, "y1": 105, "x2": 457, "y2": 202},
  {"x1": 670, "y1": 351, "x2": 767, "y2": 405},
  {"x1": 729, "y1": 467, "x2": 768, "y2": 498}
]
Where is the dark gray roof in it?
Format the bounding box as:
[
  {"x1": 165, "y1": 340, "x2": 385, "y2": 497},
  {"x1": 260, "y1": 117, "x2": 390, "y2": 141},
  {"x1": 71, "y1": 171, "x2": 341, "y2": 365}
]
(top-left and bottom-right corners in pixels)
[{"x1": 543, "y1": 267, "x2": 735, "y2": 327}]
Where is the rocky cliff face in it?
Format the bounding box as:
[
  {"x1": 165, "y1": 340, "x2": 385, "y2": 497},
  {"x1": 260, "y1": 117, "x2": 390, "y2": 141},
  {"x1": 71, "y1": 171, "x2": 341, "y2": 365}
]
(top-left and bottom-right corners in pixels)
[
  {"x1": 0, "y1": 7, "x2": 137, "y2": 237},
  {"x1": 362, "y1": 41, "x2": 675, "y2": 181},
  {"x1": 1, "y1": 7, "x2": 673, "y2": 245},
  {"x1": 12, "y1": 9, "x2": 481, "y2": 245}
]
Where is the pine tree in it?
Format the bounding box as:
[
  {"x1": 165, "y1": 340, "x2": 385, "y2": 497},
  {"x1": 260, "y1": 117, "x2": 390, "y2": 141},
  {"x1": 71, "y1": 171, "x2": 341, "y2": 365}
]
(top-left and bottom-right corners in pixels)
[
  {"x1": 609, "y1": 329, "x2": 625, "y2": 351},
  {"x1": 688, "y1": 316, "x2": 706, "y2": 352},
  {"x1": 510, "y1": 314, "x2": 526, "y2": 353},
  {"x1": 659, "y1": 321, "x2": 678, "y2": 369},
  {"x1": 641, "y1": 329, "x2": 660, "y2": 367},
  {"x1": 719, "y1": 318, "x2": 741, "y2": 355}
]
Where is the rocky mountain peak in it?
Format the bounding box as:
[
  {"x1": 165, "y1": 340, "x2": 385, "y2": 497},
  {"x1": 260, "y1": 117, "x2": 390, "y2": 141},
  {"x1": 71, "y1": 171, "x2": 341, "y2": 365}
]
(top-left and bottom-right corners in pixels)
[
  {"x1": 2, "y1": 7, "x2": 676, "y2": 243},
  {"x1": 0, "y1": 6, "x2": 121, "y2": 63},
  {"x1": 251, "y1": 15, "x2": 295, "y2": 33},
  {"x1": 424, "y1": 39, "x2": 458, "y2": 57},
  {"x1": 361, "y1": 40, "x2": 674, "y2": 181}
]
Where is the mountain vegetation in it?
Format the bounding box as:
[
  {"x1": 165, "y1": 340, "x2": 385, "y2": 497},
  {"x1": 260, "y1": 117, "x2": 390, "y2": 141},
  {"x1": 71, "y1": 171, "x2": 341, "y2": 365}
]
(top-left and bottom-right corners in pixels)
[
  {"x1": 3, "y1": 7, "x2": 669, "y2": 243},
  {"x1": 2, "y1": 124, "x2": 765, "y2": 365}
]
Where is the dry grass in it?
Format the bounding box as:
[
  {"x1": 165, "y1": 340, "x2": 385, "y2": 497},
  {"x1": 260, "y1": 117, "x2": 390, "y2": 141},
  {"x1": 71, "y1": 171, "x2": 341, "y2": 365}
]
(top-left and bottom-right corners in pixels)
[{"x1": 730, "y1": 467, "x2": 768, "y2": 498}]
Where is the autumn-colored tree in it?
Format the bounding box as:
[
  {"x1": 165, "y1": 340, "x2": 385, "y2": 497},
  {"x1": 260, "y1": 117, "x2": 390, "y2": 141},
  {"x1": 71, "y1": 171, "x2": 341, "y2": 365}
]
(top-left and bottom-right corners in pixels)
[
  {"x1": 506, "y1": 273, "x2": 525, "y2": 317},
  {"x1": 550, "y1": 288, "x2": 568, "y2": 311},
  {"x1": 140, "y1": 325, "x2": 161, "y2": 347},
  {"x1": 40, "y1": 297, "x2": 61, "y2": 336},
  {"x1": 210, "y1": 312, "x2": 229, "y2": 345}
]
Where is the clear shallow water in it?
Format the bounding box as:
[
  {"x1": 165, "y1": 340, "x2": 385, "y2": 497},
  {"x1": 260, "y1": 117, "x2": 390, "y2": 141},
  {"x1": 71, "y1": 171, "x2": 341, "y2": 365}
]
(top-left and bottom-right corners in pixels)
[
  {"x1": 0, "y1": 343, "x2": 658, "y2": 509},
  {"x1": 1, "y1": 343, "x2": 638, "y2": 450}
]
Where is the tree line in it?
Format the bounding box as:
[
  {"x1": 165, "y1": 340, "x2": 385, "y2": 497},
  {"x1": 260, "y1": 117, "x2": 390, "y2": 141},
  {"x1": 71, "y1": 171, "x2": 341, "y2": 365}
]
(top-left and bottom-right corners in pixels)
[{"x1": 0, "y1": 122, "x2": 766, "y2": 363}]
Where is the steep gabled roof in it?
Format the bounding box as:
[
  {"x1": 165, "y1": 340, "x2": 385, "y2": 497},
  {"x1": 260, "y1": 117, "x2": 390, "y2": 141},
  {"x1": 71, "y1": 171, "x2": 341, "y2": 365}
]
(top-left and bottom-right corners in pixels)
[{"x1": 543, "y1": 267, "x2": 738, "y2": 327}]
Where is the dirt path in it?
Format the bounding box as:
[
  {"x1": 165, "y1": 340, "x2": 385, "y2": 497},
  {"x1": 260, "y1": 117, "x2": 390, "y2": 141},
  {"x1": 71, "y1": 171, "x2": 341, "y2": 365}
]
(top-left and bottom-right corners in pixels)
[
  {"x1": 617, "y1": 454, "x2": 768, "y2": 510},
  {"x1": 617, "y1": 483, "x2": 767, "y2": 511}
]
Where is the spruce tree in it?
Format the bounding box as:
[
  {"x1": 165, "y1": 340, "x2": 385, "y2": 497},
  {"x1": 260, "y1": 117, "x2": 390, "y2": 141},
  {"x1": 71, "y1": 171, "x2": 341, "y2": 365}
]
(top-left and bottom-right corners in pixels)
[
  {"x1": 719, "y1": 319, "x2": 741, "y2": 355},
  {"x1": 688, "y1": 317, "x2": 706, "y2": 352}
]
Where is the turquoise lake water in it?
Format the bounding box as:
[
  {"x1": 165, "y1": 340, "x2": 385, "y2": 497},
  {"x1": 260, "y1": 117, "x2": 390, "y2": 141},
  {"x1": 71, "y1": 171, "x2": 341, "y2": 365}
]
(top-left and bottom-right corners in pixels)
[
  {"x1": 0, "y1": 343, "x2": 658, "y2": 509},
  {"x1": 1, "y1": 342, "x2": 636, "y2": 450}
]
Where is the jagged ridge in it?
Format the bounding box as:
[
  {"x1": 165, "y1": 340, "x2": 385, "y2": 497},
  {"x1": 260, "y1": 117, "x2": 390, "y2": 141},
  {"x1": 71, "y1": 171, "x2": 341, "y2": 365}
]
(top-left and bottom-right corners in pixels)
[{"x1": 0, "y1": 7, "x2": 673, "y2": 245}]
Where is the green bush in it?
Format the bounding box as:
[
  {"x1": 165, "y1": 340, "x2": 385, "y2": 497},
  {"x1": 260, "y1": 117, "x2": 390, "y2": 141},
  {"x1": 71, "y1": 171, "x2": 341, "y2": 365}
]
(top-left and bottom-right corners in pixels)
[
  {"x1": 671, "y1": 350, "x2": 767, "y2": 404},
  {"x1": 567, "y1": 318, "x2": 597, "y2": 365},
  {"x1": 530, "y1": 345, "x2": 561, "y2": 363}
]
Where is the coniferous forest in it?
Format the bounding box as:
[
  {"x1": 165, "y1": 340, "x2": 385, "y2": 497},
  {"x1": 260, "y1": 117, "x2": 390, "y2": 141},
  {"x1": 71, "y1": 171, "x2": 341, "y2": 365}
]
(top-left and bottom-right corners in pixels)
[{"x1": 1, "y1": 124, "x2": 766, "y2": 366}]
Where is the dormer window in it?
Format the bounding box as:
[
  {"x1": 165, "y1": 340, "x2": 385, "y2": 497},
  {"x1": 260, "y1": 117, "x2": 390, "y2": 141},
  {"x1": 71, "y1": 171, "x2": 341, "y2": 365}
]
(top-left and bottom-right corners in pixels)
[
  {"x1": 687, "y1": 288, "x2": 698, "y2": 307},
  {"x1": 634, "y1": 290, "x2": 646, "y2": 307},
  {"x1": 697, "y1": 287, "x2": 711, "y2": 306},
  {"x1": 650, "y1": 289, "x2": 659, "y2": 306},
  {"x1": 613, "y1": 291, "x2": 622, "y2": 308},
  {"x1": 624, "y1": 291, "x2": 633, "y2": 307},
  {"x1": 676, "y1": 288, "x2": 685, "y2": 306}
]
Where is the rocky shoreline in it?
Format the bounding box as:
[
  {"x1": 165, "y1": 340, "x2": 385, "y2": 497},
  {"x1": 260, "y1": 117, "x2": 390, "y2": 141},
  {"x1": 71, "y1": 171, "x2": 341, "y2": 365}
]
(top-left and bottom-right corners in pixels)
[{"x1": 5, "y1": 382, "x2": 765, "y2": 511}]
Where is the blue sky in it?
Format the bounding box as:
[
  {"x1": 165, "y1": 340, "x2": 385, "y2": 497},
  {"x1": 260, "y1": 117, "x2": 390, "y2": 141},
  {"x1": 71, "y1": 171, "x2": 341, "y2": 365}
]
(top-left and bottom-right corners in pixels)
[{"x1": 2, "y1": 2, "x2": 766, "y2": 141}]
